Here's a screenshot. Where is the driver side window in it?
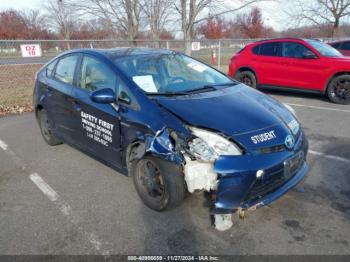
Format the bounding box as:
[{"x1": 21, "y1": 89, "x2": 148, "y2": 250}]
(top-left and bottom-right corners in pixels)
[{"x1": 79, "y1": 55, "x2": 116, "y2": 92}]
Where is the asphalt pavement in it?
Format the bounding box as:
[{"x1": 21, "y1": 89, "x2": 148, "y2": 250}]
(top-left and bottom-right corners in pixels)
[{"x1": 0, "y1": 90, "x2": 349, "y2": 255}]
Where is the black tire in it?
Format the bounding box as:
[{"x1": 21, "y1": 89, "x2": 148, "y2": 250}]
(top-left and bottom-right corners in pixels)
[
  {"x1": 37, "y1": 108, "x2": 61, "y2": 146},
  {"x1": 235, "y1": 70, "x2": 257, "y2": 88},
  {"x1": 130, "y1": 155, "x2": 185, "y2": 211},
  {"x1": 327, "y1": 75, "x2": 350, "y2": 105}
]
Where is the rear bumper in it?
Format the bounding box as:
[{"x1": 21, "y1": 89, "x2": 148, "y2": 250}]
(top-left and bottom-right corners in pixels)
[{"x1": 212, "y1": 133, "x2": 308, "y2": 214}]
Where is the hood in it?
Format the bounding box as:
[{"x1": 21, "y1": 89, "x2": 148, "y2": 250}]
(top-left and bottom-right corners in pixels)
[
  {"x1": 326, "y1": 56, "x2": 350, "y2": 63},
  {"x1": 155, "y1": 84, "x2": 294, "y2": 137}
]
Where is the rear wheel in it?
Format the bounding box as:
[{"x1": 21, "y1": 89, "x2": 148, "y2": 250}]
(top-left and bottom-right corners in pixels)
[
  {"x1": 327, "y1": 75, "x2": 350, "y2": 105},
  {"x1": 37, "y1": 108, "x2": 61, "y2": 146},
  {"x1": 131, "y1": 155, "x2": 185, "y2": 211},
  {"x1": 235, "y1": 70, "x2": 257, "y2": 88}
]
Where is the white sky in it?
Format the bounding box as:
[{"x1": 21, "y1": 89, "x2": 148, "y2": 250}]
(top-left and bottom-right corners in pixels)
[{"x1": 0, "y1": 0, "x2": 288, "y2": 31}]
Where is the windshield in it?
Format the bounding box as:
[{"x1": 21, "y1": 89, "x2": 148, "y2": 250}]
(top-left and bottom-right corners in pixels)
[
  {"x1": 114, "y1": 53, "x2": 236, "y2": 94},
  {"x1": 306, "y1": 40, "x2": 342, "y2": 57}
]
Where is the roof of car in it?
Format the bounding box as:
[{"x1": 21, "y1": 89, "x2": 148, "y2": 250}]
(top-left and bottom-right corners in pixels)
[
  {"x1": 67, "y1": 47, "x2": 175, "y2": 59},
  {"x1": 254, "y1": 37, "x2": 309, "y2": 43}
]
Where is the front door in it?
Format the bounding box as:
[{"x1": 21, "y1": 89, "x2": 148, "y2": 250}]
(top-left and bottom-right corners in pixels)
[
  {"x1": 278, "y1": 42, "x2": 326, "y2": 90},
  {"x1": 71, "y1": 54, "x2": 122, "y2": 167}
]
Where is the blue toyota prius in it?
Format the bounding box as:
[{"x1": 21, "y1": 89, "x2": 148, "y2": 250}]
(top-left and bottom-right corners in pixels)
[{"x1": 33, "y1": 48, "x2": 308, "y2": 228}]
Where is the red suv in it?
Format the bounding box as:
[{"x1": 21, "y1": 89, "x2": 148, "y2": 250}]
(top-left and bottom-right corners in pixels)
[
  {"x1": 228, "y1": 38, "x2": 350, "y2": 104},
  {"x1": 329, "y1": 40, "x2": 350, "y2": 56}
]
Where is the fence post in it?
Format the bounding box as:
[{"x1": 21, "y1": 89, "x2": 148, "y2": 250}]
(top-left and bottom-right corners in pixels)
[{"x1": 218, "y1": 40, "x2": 221, "y2": 70}]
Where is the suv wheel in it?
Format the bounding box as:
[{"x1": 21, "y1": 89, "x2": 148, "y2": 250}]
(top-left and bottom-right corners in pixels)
[
  {"x1": 235, "y1": 70, "x2": 257, "y2": 88},
  {"x1": 38, "y1": 108, "x2": 61, "y2": 146},
  {"x1": 327, "y1": 75, "x2": 350, "y2": 105},
  {"x1": 131, "y1": 155, "x2": 185, "y2": 211}
]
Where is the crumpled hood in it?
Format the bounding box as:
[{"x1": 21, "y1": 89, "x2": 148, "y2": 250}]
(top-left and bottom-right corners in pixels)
[{"x1": 155, "y1": 84, "x2": 294, "y2": 137}]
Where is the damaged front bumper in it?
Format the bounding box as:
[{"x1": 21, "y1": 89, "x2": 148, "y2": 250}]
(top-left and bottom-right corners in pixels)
[
  {"x1": 212, "y1": 134, "x2": 309, "y2": 214},
  {"x1": 145, "y1": 125, "x2": 308, "y2": 215}
]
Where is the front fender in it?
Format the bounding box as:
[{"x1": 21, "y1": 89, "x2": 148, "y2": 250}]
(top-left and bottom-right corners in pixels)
[{"x1": 126, "y1": 127, "x2": 185, "y2": 170}]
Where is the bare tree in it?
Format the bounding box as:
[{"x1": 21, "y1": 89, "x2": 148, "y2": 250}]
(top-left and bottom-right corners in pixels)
[
  {"x1": 70, "y1": 0, "x2": 142, "y2": 44},
  {"x1": 287, "y1": 0, "x2": 350, "y2": 37},
  {"x1": 140, "y1": 0, "x2": 173, "y2": 44},
  {"x1": 45, "y1": 0, "x2": 78, "y2": 47},
  {"x1": 20, "y1": 9, "x2": 51, "y2": 39},
  {"x1": 174, "y1": 0, "x2": 267, "y2": 54},
  {"x1": 21, "y1": 9, "x2": 48, "y2": 30}
]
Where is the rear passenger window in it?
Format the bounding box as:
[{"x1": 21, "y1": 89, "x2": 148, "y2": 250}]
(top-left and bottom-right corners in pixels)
[
  {"x1": 259, "y1": 43, "x2": 281, "y2": 56},
  {"x1": 55, "y1": 55, "x2": 79, "y2": 84},
  {"x1": 252, "y1": 45, "x2": 260, "y2": 55},
  {"x1": 46, "y1": 60, "x2": 57, "y2": 78},
  {"x1": 341, "y1": 42, "x2": 350, "y2": 50},
  {"x1": 79, "y1": 56, "x2": 116, "y2": 92}
]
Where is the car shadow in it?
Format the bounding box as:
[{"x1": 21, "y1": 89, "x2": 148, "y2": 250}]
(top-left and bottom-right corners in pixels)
[{"x1": 259, "y1": 87, "x2": 330, "y2": 103}]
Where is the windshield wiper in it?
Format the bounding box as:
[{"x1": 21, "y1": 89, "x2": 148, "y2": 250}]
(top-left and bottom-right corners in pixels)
[
  {"x1": 147, "y1": 91, "x2": 189, "y2": 96},
  {"x1": 183, "y1": 85, "x2": 217, "y2": 94},
  {"x1": 183, "y1": 82, "x2": 237, "y2": 94},
  {"x1": 203, "y1": 82, "x2": 237, "y2": 88},
  {"x1": 147, "y1": 82, "x2": 236, "y2": 96}
]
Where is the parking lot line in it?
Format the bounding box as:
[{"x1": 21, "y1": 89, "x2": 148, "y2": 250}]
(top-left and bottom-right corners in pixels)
[
  {"x1": 29, "y1": 173, "x2": 110, "y2": 256},
  {"x1": 29, "y1": 173, "x2": 59, "y2": 202},
  {"x1": 287, "y1": 103, "x2": 350, "y2": 113},
  {"x1": 309, "y1": 150, "x2": 350, "y2": 164},
  {"x1": 0, "y1": 139, "x2": 8, "y2": 150}
]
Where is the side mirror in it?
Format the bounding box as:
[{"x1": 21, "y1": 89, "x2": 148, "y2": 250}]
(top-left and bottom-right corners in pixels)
[
  {"x1": 90, "y1": 88, "x2": 116, "y2": 104},
  {"x1": 302, "y1": 50, "x2": 317, "y2": 59}
]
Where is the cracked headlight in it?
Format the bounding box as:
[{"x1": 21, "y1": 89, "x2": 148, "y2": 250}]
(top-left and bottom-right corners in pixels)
[{"x1": 188, "y1": 127, "x2": 242, "y2": 162}]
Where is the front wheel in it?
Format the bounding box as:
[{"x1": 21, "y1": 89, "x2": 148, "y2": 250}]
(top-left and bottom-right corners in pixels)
[
  {"x1": 327, "y1": 75, "x2": 350, "y2": 105},
  {"x1": 131, "y1": 156, "x2": 185, "y2": 211},
  {"x1": 235, "y1": 70, "x2": 257, "y2": 88}
]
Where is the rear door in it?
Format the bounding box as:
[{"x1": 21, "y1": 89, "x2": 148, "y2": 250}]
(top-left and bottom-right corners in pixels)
[
  {"x1": 251, "y1": 42, "x2": 285, "y2": 86},
  {"x1": 46, "y1": 54, "x2": 80, "y2": 141},
  {"x1": 71, "y1": 54, "x2": 122, "y2": 167},
  {"x1": 279, "y1": 41, "x2": 326, "y2": 89}
]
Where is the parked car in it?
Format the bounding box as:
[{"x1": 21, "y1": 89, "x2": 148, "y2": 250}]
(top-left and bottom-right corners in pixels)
[
  {"x1": 33, "y1": 48, "x2": 308, "y2": 229},
  {"x1": 228, "y1": 38, "x2": 350, "y2": 104},
  {"x1": 328, "y1": 40, "x2": 350, "y2": 56}
]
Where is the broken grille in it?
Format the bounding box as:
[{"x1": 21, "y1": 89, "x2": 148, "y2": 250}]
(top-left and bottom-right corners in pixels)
[{"x1": 245, "y1": 151, "x2": 305, "y2": 203}]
